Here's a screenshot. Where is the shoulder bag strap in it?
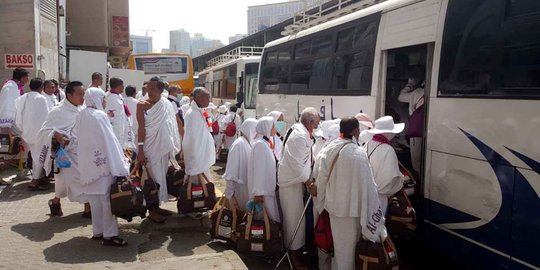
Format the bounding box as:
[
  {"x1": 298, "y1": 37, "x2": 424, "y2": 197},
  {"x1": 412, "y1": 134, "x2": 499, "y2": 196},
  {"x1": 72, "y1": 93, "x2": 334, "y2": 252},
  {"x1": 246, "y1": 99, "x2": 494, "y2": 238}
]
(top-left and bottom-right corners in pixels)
[
  {"x1": 326, "y1": 142, "x2": 352, "y2": 183},
  {"x1": 367, "y1": 142, "x2": 384, "y2": 160},
  {"x1": 282, "y1": 127, "x2": 294, "y2": 146}
]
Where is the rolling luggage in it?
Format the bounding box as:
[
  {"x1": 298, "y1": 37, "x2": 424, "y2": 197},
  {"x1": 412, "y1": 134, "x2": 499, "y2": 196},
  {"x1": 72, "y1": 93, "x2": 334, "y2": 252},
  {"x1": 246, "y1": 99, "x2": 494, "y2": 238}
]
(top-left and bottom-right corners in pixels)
[
  {"x1": 177, "y1": 173, "x2": 217, "y2": 214},
  {"x1": 110, "y1": 175, "x2": 146, "y2": 222},
  {"x1": 355, "y1": 236, "x2": 399, "y2": 270},
  {"x1": 209, "y1": 196, "x2": 244, "y2": 242},
  {"x1": 236, "y1": 205, "x2": 282, "y2": 255}
]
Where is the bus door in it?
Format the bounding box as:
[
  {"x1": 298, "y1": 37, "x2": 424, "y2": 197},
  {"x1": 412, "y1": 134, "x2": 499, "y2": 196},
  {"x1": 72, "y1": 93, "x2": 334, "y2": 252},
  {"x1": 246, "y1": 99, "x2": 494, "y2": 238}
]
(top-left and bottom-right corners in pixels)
[{"x1": 381, "y1": 43, "x2": 433, "y2": 201}]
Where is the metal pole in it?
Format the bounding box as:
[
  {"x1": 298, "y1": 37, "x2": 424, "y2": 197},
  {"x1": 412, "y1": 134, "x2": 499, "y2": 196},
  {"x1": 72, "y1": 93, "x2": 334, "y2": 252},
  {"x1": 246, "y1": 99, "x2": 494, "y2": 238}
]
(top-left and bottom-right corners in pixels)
[{"x1": 274, "y1": 195, "x2": 313, "y2": 269}]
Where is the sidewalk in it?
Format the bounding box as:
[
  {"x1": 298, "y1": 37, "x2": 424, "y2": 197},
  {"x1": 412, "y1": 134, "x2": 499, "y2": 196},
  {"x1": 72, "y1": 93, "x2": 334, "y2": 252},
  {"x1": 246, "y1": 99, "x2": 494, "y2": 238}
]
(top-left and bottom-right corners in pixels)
[{"x1": 0, "y1": 164, "x2": 249, "y2": 270}]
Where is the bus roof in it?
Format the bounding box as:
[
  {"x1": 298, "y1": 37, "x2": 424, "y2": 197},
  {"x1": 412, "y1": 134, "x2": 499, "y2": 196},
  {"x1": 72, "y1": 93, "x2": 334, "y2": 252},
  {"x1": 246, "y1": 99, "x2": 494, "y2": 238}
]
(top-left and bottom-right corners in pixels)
[
  {"x1": 200, "y1": 56, "x2": 261, "y2": 74},
  {"x1": 130, "y1": 53, "x2": 192, "y2": 58},
  {"x1": 265, "y1": 0, "x2": 418, "y2": 48}
]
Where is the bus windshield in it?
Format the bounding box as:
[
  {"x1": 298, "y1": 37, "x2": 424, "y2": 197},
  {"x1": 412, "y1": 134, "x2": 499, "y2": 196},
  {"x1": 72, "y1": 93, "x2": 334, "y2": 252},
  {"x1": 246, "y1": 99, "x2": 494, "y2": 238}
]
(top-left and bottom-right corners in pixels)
[{"x1": 134, "y1": 56, "x2": 188, "y2": 75}]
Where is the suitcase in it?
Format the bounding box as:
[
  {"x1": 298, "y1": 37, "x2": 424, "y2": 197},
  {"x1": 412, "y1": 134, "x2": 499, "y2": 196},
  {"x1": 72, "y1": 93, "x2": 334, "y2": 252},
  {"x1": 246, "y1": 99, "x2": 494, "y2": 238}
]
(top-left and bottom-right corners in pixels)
[
  {"x1": 166, "y1": 165, "x2": 185, "y2": 198},
  {"x1": 355, "y1": 236, "x2": 399, "y2": 270},
  {"x1": 386, "y1": 189, "x2": 417, "y2": 237},
  {"x1": 209, "y1": 196, "x2": 244, "y2": 242},
  {"x1": 177, "y1": 174, "x2": 217, "y2": 214},
  {"x1": 110, "y1": 176, "x2": 146, "y2": 222},
  {"x1": 236, "y1": 205, "x2": 283, "y2": 255}
]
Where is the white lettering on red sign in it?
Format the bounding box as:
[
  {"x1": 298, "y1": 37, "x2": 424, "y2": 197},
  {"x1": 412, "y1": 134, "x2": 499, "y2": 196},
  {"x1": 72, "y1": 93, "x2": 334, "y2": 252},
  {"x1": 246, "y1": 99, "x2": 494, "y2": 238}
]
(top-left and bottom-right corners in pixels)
[{"x1": 4, "y1": 54, "x2": 34, "y2": 69}]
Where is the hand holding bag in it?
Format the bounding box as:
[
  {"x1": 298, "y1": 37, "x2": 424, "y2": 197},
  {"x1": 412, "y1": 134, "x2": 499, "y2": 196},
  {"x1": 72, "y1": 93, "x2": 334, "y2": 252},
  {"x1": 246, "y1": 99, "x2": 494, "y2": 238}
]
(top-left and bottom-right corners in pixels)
[{"x1": 55, "y1": 147, "x2": 71, "y2": 169}]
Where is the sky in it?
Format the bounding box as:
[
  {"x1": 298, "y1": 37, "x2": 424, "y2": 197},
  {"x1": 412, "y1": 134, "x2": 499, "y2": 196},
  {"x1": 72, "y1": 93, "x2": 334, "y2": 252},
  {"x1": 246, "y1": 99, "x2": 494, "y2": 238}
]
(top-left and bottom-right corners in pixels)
[{"x1": 129, "y1": 0, "x2": 286, "y2": 52}]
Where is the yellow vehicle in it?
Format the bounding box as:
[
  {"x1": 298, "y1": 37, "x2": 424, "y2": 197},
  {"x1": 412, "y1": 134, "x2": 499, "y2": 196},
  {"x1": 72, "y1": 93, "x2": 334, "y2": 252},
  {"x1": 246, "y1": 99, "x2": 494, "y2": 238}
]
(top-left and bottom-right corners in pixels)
[{"x1": 127, "y1": 53, "x2": 194, "y2": 96}]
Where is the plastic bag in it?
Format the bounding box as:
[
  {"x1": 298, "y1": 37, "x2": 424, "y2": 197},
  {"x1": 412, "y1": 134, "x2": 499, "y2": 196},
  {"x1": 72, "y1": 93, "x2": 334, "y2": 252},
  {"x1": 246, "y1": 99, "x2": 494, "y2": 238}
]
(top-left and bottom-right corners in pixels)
[{"x1": 55, "y1": 148, "x2": 71, "y2": 168}]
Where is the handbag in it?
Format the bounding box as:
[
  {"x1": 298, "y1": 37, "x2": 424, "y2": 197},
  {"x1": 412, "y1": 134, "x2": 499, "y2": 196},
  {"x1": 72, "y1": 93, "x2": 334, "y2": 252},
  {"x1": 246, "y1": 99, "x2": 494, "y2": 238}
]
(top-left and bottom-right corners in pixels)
[
  {"x1": 55, "y1": 147, "x2": 71, "y2": 168},
  {"x1": 209, "y1": 195, "x2": 244, "y2": 242},
  {"x1": 110, "y1": 174, "x2": 146, "y2": 222},
  {"x1": 177, "y1": 174, "x2": 217, "y2": 214},
  {"x1": 314, "y1": 142, "x2": 352, "y2": 254},
  {"x1": 236, "y1": 204, "x2": 282, "y2": 254},
  {"x1": 407, "y1": 96, "x2": 424, "y2": 138},
  {"x1": 166, "y1": 165, "x2": 185, "y2": 198},
  {"x1": 131, "y1": 164, "x2": 160, "y2": 210},
  {"x1": 386, "y1": 189, "x2": 417, "y2": 237},
  {"x1": 355, "y1": 236, "x2": 399, "y2": 270}
]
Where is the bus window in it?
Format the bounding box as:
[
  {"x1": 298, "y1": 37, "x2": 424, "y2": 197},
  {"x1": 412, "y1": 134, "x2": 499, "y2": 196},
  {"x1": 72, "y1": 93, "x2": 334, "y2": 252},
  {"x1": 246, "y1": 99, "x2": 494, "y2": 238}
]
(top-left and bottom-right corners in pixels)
[
  {"x1": 226, "y1": 65, "x2": 237, "y2": 99},
  {"x1": 294, "y1": 40, "x2": 311, "y2": 60},
  {"x1": 245, "y1": 63, "x2": 259, "y2": 109},
  {"x1": 439, "y1": 0, "x2": 540, "y2": 97},
  {"x1": 261, "y1": 46, "x2": 291, "y2": 92}
]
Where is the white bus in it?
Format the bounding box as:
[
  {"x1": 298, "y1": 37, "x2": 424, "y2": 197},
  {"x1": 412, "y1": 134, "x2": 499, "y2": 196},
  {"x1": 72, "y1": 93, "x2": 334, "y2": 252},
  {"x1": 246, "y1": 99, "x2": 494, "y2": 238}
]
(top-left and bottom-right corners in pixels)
[
  {"x1": 256, "y1": 0, "x2": 540, "y2": 269},
  {"x1": 198, "y1": 47, "x2": 262, "y2": 119}
]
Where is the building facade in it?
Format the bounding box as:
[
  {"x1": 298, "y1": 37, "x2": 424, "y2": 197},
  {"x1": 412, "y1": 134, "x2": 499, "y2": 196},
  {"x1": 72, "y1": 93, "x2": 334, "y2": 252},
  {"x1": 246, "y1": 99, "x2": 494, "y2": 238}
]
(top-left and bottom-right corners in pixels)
[
  {"x1": 169, "y1": 29, "x2": 191, "y2": 55},
  {"x1": 130, "y1": 35, "x2": 153, "y2": 54},
  {"x1": 247, "y1": 0, "x2": 327, "y2": 34},
  {"x1": 191, "y1": 33, "x2": 224, "y2": 57},
  {"x1": 229, "y1": 34, "x2": 247, "y2": 44},
  {"x1": 0, "y1": 0, "x2": 64, "y2": 85}
]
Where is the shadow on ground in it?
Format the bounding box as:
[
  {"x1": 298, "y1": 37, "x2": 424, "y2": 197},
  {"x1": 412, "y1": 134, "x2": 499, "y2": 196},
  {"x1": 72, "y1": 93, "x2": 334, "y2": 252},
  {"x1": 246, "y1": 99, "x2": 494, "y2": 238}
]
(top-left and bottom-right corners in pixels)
[{"x1": 11, "y1": 213, "x2": 91, "y2": 242}]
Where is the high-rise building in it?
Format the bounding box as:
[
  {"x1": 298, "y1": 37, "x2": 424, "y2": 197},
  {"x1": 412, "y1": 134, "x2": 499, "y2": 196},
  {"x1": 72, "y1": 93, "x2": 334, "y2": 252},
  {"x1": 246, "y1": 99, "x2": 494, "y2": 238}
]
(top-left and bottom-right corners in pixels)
[
  {"x1": 169, "y1": 29, "x2": 191, "y2": 54},
  {"x1": 229, "y1": 34, "x2": 247, "y2": 44},
  {"x1": 247, "y1": 0, "x2": 327, "y2": 34},
  {"x1": 130, "y1": 35, "x2": 153, "y2": 54},
  {"x1": 191, "y1": 33, "x2": 224, "y2": 57}
]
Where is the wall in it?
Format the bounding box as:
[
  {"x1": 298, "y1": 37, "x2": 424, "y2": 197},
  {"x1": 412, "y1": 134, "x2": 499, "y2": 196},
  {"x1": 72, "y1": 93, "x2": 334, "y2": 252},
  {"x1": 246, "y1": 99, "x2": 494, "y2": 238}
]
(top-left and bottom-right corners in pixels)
[
  {"x1": 0, "y1": 0, "x2": 36, "y2": 83},
  {"x1": 66, "y1": 0, "x2": 108, "y2": 48},
  {"x1": 39, "y1": 13, "x2": 59, "y2": 80}
]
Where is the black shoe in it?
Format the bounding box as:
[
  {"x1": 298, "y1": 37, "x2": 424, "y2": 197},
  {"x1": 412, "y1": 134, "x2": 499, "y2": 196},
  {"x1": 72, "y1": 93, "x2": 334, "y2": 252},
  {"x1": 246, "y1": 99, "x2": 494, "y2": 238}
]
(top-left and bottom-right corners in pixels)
[
  {"x1": 101, "y1": 236, "x2": 128, "y2": 247},
  {"x1": 48, "y1": 199, "x2": 63, "y2": 216}
]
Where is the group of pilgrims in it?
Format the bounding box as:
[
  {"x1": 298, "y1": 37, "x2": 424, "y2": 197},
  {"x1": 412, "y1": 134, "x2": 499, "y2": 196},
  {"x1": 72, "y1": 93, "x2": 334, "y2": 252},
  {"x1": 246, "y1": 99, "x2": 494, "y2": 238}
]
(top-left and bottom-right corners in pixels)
[{"x1": 0, "y1": 67, "x2": 410, "y2": 270}]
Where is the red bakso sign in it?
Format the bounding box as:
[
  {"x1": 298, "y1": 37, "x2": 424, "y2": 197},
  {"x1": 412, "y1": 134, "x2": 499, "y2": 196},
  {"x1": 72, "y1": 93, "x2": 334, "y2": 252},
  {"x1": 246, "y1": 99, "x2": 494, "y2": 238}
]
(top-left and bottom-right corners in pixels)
[{"x1": 4, "y1": 54, "x2": 34, "y2": 69}]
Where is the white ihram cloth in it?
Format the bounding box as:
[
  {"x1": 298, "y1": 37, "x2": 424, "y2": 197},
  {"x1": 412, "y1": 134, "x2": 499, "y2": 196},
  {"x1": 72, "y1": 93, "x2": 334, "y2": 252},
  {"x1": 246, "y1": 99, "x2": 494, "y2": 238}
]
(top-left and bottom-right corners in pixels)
[
  {"x1": 247, "y1": 117, "x2": 280, "y2": 222},
  {"x1": 0, "y1": 80, "x2": 20, "y2": 128},
  {"x1": 105, "y1": 93, "x2": 135, "y2": 150},
  {"x1": 267, "y1": 111, "x2": 285, "y2": 161},
  {"x1": 398, "y1": 86, "x2": 424, "y2": 173},
  {"x1": 183, "y1": 101, "x2": 216, "y2": 176},
  {"x1": 213, "y1": 113, "x2": 227, "y2": 150},
  {"x1": 364, "y1": 140, "x2": 404, "y2": 216},
  {"x1": 312, "y1": 119, "x2": 341, "y2": 158},
  {"x1": 36, "y1": 99, "x2": 85, "y2": 202},
  {"x1": 223, "y1": 113, "x2": 242, "y2": 149},
  {"x1": 143, "y1": 97, "x2": 182, "y2": 203},
  {"x1": 125, "y1": 96, "x2": 139, "y2": 145},
  {"x1": 14, "y1": 92, "x2": 50, "y2": 178},
  {"x1": 313, "y1": 139, "x2": 386, "y2": 240},
  {"x1": 223, "y1": 118, "x2": 258, "y2": 213},
  {"x1": 278, "y1": 123, "x2": 313, "y2": 250},
  {"x1": 87, "y1": 193, "x2": 119, "y2": 238},
  {"x1": 44, "y1": 93, "x2": 59, "y2": 111}
]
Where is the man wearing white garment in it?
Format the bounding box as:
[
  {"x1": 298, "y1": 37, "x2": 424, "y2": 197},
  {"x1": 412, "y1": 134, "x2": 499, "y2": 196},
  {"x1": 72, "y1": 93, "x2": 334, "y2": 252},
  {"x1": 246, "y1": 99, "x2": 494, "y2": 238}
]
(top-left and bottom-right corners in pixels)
[
  {"x1": 106, "y1": 77, "x2": 135, "y2": 150},
  {"x1": 363, "y1": 116, "x2": 405, "y2": 216},
  {"x1": 14, "y1": 78, "x2": 51, "y2": 190},
  {"x1": 88, "y1": 72, "x2": 104, "y2": 91},
  {"x1": 278, "y1": 107, "x2": 320, "y2": 269},
  {"x1": 223, "y1": 118, "x2": 258, "y2": 213},
  {"x1": 313, "y1": 117, "x2": 387, "y2": 270},
  {"x1": 0, "y1": 68, "x2": 29, "y2": 129},
  {"x1": 76, "y1": 87, "x2": 129, "y2": 247},
  {"x1": 247, "y1": 116, "x2": 280, "y2": 222},
  {"x1": 137, "y1": 77, "x2": 181, "y2": 224},
  {"x1": 182, "y1": 87, "x2": 215, "y2": 181},
  {"x1": 124, "y1": 85, "x2": 139, "y2": 149},
  {"x1": 37, "y1": 81, "x2": 89, "y2": 217},
  {"x1": 43, "y1": 80, "x2": 60, "y2": 110}
]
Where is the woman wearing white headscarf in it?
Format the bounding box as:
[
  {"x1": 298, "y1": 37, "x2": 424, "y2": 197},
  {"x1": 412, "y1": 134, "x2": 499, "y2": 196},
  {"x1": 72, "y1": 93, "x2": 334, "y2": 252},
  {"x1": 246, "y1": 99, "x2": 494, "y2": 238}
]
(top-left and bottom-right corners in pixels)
[
  {"x1": 214, "y1": 105, "x2": 228, "y2": 158},
  {"x1": 312, "y1": 119, "x2": 341, "y2": 158},
  {"x1": 75, "y1": 87, "x2": 130, "y2": 246},
  {"x1": 267, "y1": 111, "x2": 285, "y2": 160},
  {"x1": 247, "y1": 116, "x2": 280, "y2": 222},
  {"x1": 223, "y1": 118, "x2": 258, "y2": 212}
]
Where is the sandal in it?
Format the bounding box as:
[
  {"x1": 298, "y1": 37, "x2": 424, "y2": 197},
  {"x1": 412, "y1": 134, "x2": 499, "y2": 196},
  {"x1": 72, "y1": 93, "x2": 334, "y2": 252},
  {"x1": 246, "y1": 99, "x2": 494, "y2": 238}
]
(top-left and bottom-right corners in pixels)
[
  {"x1": 101, "y1": 236, "x2": 127, "y2": 247},
  {"x1": 28, "y1": 180, "x2": 41, "y2": 190},
  {"x1": 147, "y1": 212, "x2": 166, "y2": 224},
  {"x1": 91, "y1": 235, "x2": 103, "y2": 241},
  {"x1": 48, "y1": 199, "x2": 63, "y2": 217}
]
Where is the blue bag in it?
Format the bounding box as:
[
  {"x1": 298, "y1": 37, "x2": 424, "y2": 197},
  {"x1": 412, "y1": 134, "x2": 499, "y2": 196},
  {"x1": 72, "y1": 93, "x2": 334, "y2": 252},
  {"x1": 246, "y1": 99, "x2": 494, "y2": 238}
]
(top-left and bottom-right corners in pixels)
[{"x1": 55, "y1": 148, "x2": 71, "y2": 169}]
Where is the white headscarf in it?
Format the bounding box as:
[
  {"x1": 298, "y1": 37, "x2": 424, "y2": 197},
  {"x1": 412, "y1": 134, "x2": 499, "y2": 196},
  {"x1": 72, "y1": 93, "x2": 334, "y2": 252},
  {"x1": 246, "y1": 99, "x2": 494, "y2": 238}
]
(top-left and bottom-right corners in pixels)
[
  {"x1": 315, "y1": 119, "x2": 341, "y2": 140},
  {"x1": 240, "y1": 118, "x2": 258, "y2": 145},
  {"x1": 84, "y1": 87, "x2": 105, "y2": 111},
  {"x1": 267, "y1": 111, "x2": 284, "y2": 123},
  {"x1": 179, "y1": 96, "x2": 190, "y2": 106},
  {"x1": 256, "y1": 116, "x2": 274, "y2": 139}
]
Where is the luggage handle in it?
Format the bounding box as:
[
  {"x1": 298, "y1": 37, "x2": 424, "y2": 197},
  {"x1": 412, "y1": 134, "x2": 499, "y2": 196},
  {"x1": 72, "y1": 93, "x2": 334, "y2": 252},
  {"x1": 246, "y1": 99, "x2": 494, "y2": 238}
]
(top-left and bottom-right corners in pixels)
[
  {"x1": 186, "y1": 173, "x2": 210, "y2": 200},
  {"x1": 244, "y1": 202, "x2": 271, "y2": 241},
  {"x1": 213, "y1": 195, "x2": 240, "y2": 238}
]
